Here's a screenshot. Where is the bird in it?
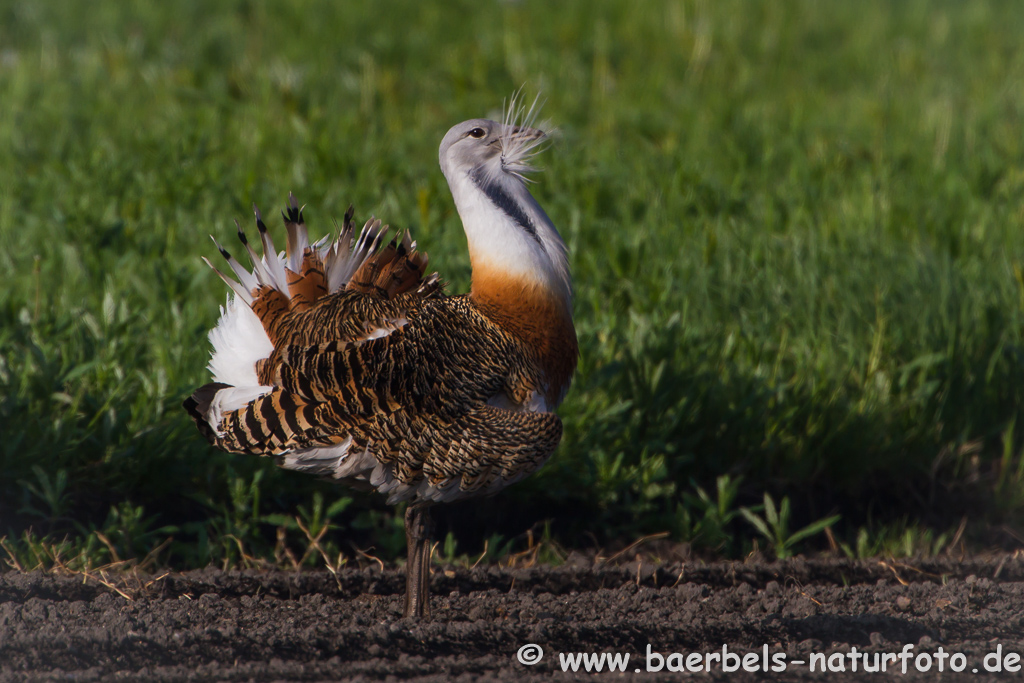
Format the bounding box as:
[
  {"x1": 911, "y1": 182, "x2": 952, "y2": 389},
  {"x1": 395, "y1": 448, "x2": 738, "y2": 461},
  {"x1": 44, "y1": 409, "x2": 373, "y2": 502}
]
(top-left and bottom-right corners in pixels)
[{"x1": 183, "y1": 99, "x2": 578, "y2": 619}]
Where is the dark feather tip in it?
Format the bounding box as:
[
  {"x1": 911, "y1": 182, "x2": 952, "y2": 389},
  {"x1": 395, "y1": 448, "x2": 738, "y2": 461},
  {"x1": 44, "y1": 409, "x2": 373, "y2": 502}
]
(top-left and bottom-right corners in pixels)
[
  {"x1": 253, "y1": 204, "x2": 267, "y2": 232},
  {"x1": 235, "y1": 219, "x2": 249, "y2": 244},
  {"x1": 282, "y1": 204, "x2": 303, "y2": 225},
  {"x1": 209, "y1": 235, "x2": 231, "y2": 259}
]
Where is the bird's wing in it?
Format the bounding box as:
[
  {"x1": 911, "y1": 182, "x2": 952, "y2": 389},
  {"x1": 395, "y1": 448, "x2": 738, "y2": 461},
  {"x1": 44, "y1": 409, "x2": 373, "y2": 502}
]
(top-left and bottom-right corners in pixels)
[
  {"x1": 200, "y1": 296, "x2": 508, "y2": 449},
  {"x1": 189, "y1": 302, "x2": 557, "y2": 504}
]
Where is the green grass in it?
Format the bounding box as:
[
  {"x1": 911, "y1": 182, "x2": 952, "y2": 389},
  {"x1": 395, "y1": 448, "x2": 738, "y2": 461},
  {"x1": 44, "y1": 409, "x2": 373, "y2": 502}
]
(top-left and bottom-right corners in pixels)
[{"x1": 4, "y1": 0, "x2": 1024, "y2": 570}]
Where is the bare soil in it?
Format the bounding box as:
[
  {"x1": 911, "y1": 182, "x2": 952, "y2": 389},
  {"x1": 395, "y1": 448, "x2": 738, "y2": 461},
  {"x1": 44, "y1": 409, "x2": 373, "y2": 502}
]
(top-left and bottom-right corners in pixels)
[{"x1": 3, "y1": 556, "x2": 1024, "y2": 681}]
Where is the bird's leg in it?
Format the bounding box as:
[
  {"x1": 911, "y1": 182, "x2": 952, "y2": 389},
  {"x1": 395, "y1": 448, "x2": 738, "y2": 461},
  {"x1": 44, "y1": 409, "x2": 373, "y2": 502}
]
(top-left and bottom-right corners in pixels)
[{"x1": 403, "y1": 504, "x2": 434, "y2": 619}]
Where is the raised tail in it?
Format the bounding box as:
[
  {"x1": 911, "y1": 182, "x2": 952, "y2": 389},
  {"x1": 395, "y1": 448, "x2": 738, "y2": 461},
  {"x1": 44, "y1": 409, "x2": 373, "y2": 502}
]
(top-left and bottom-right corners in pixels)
[
  {"x1": 185, "y1": 194, "x2": 443, "y2": 452},
  {"x1": 203, "y1": 194, "x2": 441, "y2": 344}
]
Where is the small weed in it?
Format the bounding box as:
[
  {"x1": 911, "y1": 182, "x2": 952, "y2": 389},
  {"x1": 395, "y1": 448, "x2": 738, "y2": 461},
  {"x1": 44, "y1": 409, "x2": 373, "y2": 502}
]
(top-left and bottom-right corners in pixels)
[
  {"x1": 264, "y1": 490, "x2": 352, "y2": 568},
  {"x1": 839, "y1": 522, "x2": 956, "y2": 559},
  {"x1": 677, "y1": 475, "x2": 745, "y2": 553},
  {"x1": 18, "y1": 466, "x2": 72, "y2": 523},
  {"x1": 740, "y1": 494, "x2": 840, "y2": 559},
  {"x1": 84, "y1": 502, "x2": 177, "y2": 564}
]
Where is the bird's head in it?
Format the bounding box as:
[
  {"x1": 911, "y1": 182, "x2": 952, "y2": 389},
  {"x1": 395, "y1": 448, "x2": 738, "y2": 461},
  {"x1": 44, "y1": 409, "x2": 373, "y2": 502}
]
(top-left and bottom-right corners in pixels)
[
  {"x1": 438, "y1": 118, "x2": 547, "y2": 187},
  {"x1": 437, "y1": 99, "x2": 573, "y2": 331}
]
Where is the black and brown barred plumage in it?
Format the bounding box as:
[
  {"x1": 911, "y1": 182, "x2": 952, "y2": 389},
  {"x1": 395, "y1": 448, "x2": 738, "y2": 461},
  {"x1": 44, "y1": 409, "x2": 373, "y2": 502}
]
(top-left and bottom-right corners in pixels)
[{"x1": 184, "y1": 105, "x2": 577, "y2": 617}]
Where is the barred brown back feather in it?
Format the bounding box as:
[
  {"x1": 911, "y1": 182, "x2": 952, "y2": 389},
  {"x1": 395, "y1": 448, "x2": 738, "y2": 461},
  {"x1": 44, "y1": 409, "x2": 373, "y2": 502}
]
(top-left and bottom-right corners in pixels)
[
  {"x1": 348, "y1": 234, "x2": 430, "y2": 299},
  {"x1": 285, "y1": 250, "x2": 328, "y2": 309}
]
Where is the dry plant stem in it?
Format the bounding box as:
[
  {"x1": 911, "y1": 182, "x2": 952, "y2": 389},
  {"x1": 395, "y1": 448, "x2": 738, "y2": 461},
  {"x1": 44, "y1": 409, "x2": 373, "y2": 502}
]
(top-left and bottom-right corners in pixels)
[
  {"x1": 296, "y1": 517, "x2": 344, "y2": 589},
  {"x1": 604, "y1": 531, "x2": 670, "y2": 564},
  {"x1": 0, "y1": 537, "x2": 24, "y2": 571},
  {"x1": 404, "y1": 504, "x2": 433, "y2": 619}
]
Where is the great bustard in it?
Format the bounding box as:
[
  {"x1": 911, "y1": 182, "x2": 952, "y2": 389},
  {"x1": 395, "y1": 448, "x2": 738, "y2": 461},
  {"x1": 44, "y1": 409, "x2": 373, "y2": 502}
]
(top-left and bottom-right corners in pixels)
[{"x1": 183, "y1": 102, "x2": 578, "y2": 619}]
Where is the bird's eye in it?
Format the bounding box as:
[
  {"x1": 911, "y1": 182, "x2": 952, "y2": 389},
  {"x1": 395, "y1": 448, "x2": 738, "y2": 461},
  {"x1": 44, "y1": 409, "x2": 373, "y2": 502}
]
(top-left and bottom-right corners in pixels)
[{"x1": 468, "y1": 127, "x2": 486, "y2": 139}]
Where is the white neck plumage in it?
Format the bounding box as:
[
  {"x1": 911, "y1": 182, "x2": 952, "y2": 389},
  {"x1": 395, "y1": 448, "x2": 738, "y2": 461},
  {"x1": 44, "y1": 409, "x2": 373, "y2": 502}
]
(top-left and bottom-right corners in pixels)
[{"x1": 444, "y1": 166, "x2": 572, "y2": 315}]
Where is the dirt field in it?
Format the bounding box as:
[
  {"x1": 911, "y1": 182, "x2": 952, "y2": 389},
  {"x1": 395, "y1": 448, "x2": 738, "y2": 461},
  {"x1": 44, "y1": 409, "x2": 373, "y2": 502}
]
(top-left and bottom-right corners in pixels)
[{"x1": 2, "y1": 555, "x2": 1024, "y2": 681}]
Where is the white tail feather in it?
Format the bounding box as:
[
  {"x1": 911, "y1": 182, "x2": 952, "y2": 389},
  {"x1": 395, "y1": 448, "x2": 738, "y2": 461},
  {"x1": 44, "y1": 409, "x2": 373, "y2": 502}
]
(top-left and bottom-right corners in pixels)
[
  {"x1": 207, "y1": 296, "x2": 274, "y2": 386},
  {"x1": 283, "y1": 193, "x2": 309, "y2": 273},
  {"x1": 235, "y1": 220, "x2": 273, "y2": 288},
  {"x1": 210, "y1": 237, "x2": 259, "y2": 293},
  {"x1": 325, "y1": 218, "x2": 388, "y2": 292},
  {"x1": 254, "y1": 206, "x2": 290, "y2": 297},
  {"x1": 202, "y1": 257, "x2": 254, "y2": 305}
]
